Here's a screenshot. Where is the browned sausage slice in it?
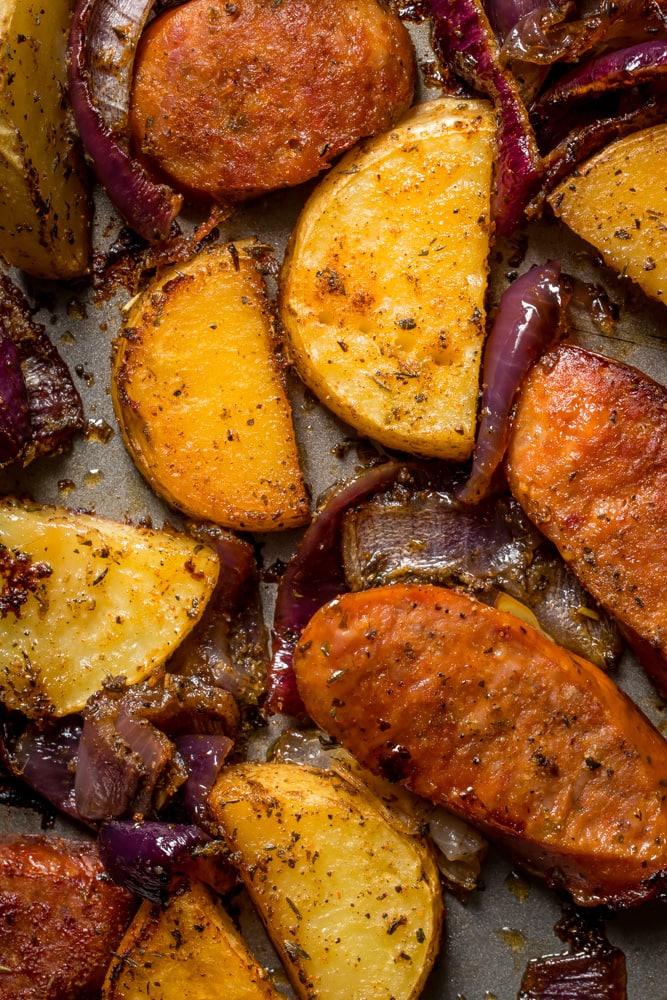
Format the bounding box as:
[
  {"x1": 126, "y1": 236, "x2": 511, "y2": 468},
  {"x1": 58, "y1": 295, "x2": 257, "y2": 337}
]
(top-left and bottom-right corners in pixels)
[
  {"x1": 293, "y1": 583, "x2": 667, "y2": 908},
  {"x1": 0, "y1": 835, "x2": 135, "y2": 1000},
  {"x1": 129, "y1": 0, "x2": 416, "y2": 203},
  {"x1": 505, "y1": 343, "x2": 667, "y2": 695}
]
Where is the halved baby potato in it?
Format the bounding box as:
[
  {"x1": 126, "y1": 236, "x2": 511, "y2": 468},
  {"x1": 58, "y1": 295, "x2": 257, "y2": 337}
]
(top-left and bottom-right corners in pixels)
[
  {"x1": 102, "y1": 878, "x2": 280, "y2": 1000},
  {"x1": 0, "y1": 0, "x2": 91, "y2": 279},
  {"x1": 209, "y1": 761, "x2": 444, "y2": 1000},
  {"x1": 0, "y1": 497, "x2": 219, "y2": 716},
  {"x1": 548, "y1": 124, "x2": 667, "y2": 303},
  {"x1": 112, "y1": 241, "x2": 309, "y2": 532},
  {"x1": 279, "y1": 96, "x2": 496, "y2": 461}
]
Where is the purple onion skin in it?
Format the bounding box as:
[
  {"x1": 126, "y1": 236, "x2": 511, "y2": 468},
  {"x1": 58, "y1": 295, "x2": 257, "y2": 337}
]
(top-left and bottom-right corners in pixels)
[
  {"x1": 267, "y1": 462, "x2": 415, "y2": 717},
  {"x1": 533, "y1": 39, "x2": 667, "y2": 118},
  {"x1": 0, "y1": 327, "x2": 31, "y2": 468},
  {"x1": 68, "y1": 0, "x2": 182, "y2": 241},
  {"x1": 98, "y1": 820, "x2": 211, "y2": 902},
  {"x1": 485, "y1": 0, "x2": 548, "y2": 43},
  {"x1": 428, "y1": 0, "x2": 543, "y2": 235},
  {"x1": 519, "y1": 947, "x2": 627, "y2": 999},
  {"x1": 4, "y1": 717, "x2": 84, "y2": 823},
  {"x1": 174, "y1": 734, "x2": 233, "y2": 824},
  {"x1": 458, "y1": 261, "x2": 567, "y2": 504}
]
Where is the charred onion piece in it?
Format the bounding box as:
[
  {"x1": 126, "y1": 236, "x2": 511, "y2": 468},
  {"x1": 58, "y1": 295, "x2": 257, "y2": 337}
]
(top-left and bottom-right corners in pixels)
[
  {"x1": 267, "y1": 462, "x2": 421, "y2": 717},
  {"x1": 74, "y1": 677, "x2": 239, "y2": 822},
  {"x1": 0, "y1": 326, "x2": 30, "y2": 468},
  {"x1": 532, "y1": 39, "x2": 667, "y2": 122},
  {"x1": 98, "y1": 819, "x2": 212, "y2": 902},
  {"x1": 68, "y1": 0, "x2": 182, "y2": 241},
  {"x1": 0, "y1": 274, "x2": 83, "y2": 464},
  {"x1": 428, "y1": 0, "x2": 543, "y2": 235},
  {"x1": 458, "y1": 260, "x2": 567, "y2": 503},
  {"x1": 519, "y1": 908, "x2": 627, "y2": 999}
]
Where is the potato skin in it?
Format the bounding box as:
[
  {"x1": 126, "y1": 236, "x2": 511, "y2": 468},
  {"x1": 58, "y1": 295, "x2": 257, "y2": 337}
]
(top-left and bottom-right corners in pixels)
[
  {"x1": 293, "y1": 583, "x2": 667, "y2": 908},
  {"x1": 0, "y1": 836, "x2": 135, "y2": 1000},
  {"x1": 505, "y1": 344, "x2": 667, "y2": 696},
  {"x1": 129, "y1": 0, "x2": 415, "y2": 202}
]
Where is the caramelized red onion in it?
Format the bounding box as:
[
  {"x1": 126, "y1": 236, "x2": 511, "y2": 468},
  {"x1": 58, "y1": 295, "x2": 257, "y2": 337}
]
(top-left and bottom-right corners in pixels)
[
  {"x1": 174, "y1": 733, "x2": 233, "y2": 825},
  {"x1": 519, "y1": 909, "x2": 627, "y2": 1000},
  {"x1": 98, "y1": 819, "x2": 212, "y2": 902},
  {"x1": 0, "y1": 329, "x2": 30, "y2": 468},
  {"x1": 458, "y1": 261, "x2": 567, "y2": 504},
  {"x1": 341, "y1": 483, "x2": 622, "y2": 668},
  {"x1": 428, "y1": 0, "x2": 543, "y2": 235},
  {"x1": 532, "y1": 40, "x2": 667, "y2": 121},
  {"x1": 266, "y1": 462, "x2": 415, "y2": 717},
  {"x1": 0, "y1": 274, "x2": 83, "y2": 467},
  {"x1": 68, "y1": 0, "x2": 182, "y2": 241}
]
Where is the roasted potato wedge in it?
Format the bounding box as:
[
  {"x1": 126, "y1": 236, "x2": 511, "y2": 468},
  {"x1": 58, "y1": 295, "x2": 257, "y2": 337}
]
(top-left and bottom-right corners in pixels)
[
  {"x1": 112, "y1": 241, "x2": 309, "y2": 532},
  {"x1": 548, "y1": 124, "x2": 667, "y2": 303},
  {"x1": 279, "y1": 97, "x2": 495, "y2": 461},
  {"x1": 102, "y1": 878, "x2": 280, "y2": 1000},
  {"x1": 210, "y1": 761, "x2": 444, "y2": 1000},
  {"x1": 0, "y1": 496, "x2": 219, "y2": 716},
  {"x1": 0, "y1": 0, "x2": 91, "y2": 279}
]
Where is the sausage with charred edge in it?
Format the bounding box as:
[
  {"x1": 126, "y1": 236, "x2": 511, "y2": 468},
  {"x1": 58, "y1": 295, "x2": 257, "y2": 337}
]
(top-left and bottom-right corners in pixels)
[
  {"x1": 293, "y1": 583, "x2": 667, "y2": 908},
  {"x1": 505, "y1": 343, "x2": 667, "y2": 697}
]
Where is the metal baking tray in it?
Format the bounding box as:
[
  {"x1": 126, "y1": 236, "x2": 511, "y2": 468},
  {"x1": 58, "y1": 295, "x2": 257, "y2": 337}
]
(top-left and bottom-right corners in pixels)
[{"x1": 1, "y1": 12, "x2": 666, "y2": 1000}]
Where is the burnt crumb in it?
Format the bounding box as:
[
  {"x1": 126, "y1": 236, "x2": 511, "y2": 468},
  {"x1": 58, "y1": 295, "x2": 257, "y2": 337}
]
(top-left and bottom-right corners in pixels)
[{"x1": 0, "y1": 546, "x2": 52, "y2": 618}]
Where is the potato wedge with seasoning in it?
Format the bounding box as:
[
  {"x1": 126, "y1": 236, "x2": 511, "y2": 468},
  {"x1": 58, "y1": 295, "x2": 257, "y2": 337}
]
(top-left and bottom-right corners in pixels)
[
  {"x1": 0, "y1": 0, "x2": 91, "y2": 279},
  {"x1": 548, "y1": 124, "x2": 667, "y2": 303},
  {"x1": 279, "y1": 97, "x2": 495, "y2": 461},
  {"x1": 209, "y1": 761, "x2": 443, "y2": 1000},
  {"x1": 0, "y1": 496, "x2": 219, "y2": 717},
  {"x1": 102, "y1": 878, "x2": 280, "y2": 1000},
  {"x1": 112, "y1": 241, "x2": 309, "y2": 532}
]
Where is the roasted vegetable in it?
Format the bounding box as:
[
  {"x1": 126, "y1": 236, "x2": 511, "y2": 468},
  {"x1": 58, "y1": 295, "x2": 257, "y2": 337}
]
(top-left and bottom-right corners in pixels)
[
  {"x1": 0, "y1": 273, "x2": 83, "y2": 467},
  {"x1": 129, "y1": 0, "x2": 416, "y2": 204},
  {"x1": 0, "y1": 497, "x2": 219, "y2": 716},
  {"x1": 547, "y1": 125, "x2": 667, "y2": 303},
  {"x1": 210, "y1": 761, "x2": 444, "y2": 1000},
  {"x1": 112, "y1": 240, "x2": 309, "y2": 532},
  {"x1": 293, "y1": 583, "x2": 667, "y2": 908},
  {"x1": 102, "y1": 877, "x2": 280, "y2": 1000},
  {"x1": 505, "y1": 342, "x2": 667, "y2": 696},
  {"x1": 0, "y1": 0, "x2": 91, "y2": 279},
  {"x1": 279, "y1": 96, "x2": 495, "y2": 461},
  {"x1": 0, "y1": 835, "x2": 135, "y2": 1000}
]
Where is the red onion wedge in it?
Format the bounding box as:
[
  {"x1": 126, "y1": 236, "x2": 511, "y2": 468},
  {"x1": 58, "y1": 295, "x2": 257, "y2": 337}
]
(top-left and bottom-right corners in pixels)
[
  {"x1": 174, "y1": 733, "x2": 233, "y2": 826},
  {"x1": 532, "y1": 39, "x2": 667, "y2": 121},
  {"x1": 68, "y1": 0, "x2": 183, "y2": 241},
  {"x1": 266, "y1": 462, "x2": 417, "y2": 717},
  {"x1": 428, "y1": 0, "x2": 543, "y2": 235},
  {"x1": 0, "y1": 326, "x2": 30, "y2": 469},
  {"x1": 458, "y1": 260, "x2": 568, "y2": 504},
  {"x1": 98, "y1": 819, "x2": 212, "y2": 902}
]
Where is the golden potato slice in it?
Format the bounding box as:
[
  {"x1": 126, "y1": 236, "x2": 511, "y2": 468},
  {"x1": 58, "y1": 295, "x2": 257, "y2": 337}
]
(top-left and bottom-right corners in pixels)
[
  {"x1": 0, "y1": 497, "x2": 219, "y2": 716},
  {"x1": 210, "y1": 761, "x2": 444, "y2": 1000},
  {"x1": 112, "y1": 241, "x2": 309, "y2": 532},
  {"x1": 0, "y1": 0, "x2": 91, "y2": 279},
  {"x1": 548, "y1": 124, "x2": 667, "y2": 303},
  {"x1": 279, "y1": 97, "x2": 495, "y2": 461},
  {"x1": 102, "y1": 878, "x2": 280, "y2": 1000}
]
